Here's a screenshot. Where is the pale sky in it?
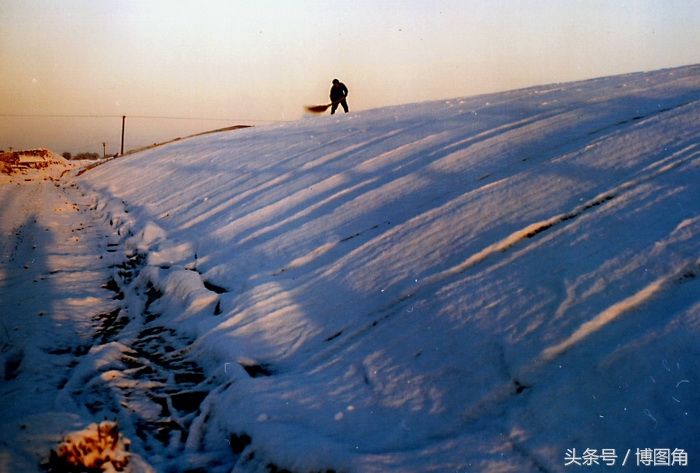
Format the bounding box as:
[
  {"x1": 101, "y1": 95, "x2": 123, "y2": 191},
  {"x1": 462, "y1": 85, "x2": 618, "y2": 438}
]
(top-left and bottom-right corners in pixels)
[{"x1": 1, "y1": 0, "x2": 699, "y2": 154}]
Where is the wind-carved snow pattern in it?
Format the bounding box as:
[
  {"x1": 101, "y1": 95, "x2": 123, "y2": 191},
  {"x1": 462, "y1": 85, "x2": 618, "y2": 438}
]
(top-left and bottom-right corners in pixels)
[
  {"x1": 541, "y1": 258, "x2": 700, "y2": 361},
  {"x1": 2, "y1": 65, "x2": 700, "y2": 472},
  {"x1": 407, "y1": 143, "x2": 700, "y2": 298}
]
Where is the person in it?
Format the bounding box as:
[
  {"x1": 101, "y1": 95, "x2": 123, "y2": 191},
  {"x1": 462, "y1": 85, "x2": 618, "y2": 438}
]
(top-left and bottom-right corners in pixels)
[{"x1": 329, "y1": 78, "x2": 349, "y2": 114}]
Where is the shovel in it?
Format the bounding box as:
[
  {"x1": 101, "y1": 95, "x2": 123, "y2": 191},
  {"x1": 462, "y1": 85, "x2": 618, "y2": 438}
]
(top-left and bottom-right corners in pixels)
[{"x1": 305, "y1": 97, "x2": 347, "y2": 114}]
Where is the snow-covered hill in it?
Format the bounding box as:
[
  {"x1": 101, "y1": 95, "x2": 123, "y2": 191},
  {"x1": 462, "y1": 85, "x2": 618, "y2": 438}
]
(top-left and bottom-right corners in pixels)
[
  {"x1": 3, "y1": 65, "x2": 699, "y2": 473},
  {"x1": 80, "y1": 64, "x2": 700, "y2": 472}
]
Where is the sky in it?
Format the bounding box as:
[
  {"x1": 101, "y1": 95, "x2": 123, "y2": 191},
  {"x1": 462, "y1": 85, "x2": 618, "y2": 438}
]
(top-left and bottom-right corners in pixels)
[{"x1": 1, "y1": 0, "x2": 699, "y2": 154}]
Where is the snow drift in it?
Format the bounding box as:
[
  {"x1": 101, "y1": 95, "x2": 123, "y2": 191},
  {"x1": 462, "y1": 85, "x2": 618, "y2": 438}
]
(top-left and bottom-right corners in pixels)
[{"x1": 71, "y1": 64, "x2": 700, "y2": 471}]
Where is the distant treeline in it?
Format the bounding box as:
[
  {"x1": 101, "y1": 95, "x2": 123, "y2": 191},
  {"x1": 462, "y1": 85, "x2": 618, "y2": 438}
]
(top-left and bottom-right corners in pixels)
[{"x1": 62, "y1": 152, "x2": 101, "y2": 160}]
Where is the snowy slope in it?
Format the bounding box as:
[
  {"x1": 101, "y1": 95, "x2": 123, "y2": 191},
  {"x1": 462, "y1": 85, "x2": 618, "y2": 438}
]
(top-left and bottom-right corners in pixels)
[{"x1": 23, "y1": 65, "x2": 700, "y2": 472}]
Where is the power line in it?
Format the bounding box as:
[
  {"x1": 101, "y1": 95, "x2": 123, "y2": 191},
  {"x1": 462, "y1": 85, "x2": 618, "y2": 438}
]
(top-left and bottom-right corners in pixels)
[
  {"x1": 129, "y1": 114, "x2": 291, "y2": 122},
  {"x1": 0, "y1": 113, "x2": 121, "y2": 119},
  {"x1": 0, "y1": 113, "x2": 292, "y2": 122}
]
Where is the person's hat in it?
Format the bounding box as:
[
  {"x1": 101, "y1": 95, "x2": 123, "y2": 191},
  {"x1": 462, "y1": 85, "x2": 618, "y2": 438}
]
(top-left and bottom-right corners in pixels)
[{"x1": 332, "y1": 78, "x2": 340, "y2": 84}]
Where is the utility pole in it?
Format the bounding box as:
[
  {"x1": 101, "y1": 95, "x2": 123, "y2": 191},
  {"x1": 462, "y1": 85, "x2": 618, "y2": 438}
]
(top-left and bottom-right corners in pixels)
[
  {"x1": 102, "y1": 142, "x2": 106, "y2": 159},
  {"x1": 120, "y1": 116, "x2": 126, "y2": 156}
]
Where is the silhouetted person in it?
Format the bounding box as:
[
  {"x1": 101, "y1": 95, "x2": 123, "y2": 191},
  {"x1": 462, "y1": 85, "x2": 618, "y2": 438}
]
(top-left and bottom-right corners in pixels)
[{"x1": 330, "y1": 79, "x2": 349, "y2": 114}]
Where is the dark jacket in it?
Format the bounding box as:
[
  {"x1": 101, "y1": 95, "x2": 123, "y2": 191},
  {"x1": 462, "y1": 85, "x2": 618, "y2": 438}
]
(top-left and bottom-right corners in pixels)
[{"x1": 330, "y1": 82, "x2": 348, "y2": 101}]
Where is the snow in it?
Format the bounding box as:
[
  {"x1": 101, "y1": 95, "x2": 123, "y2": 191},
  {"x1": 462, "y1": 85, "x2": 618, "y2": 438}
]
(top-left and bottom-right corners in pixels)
[
  {"x1": 0, "y1": 179, "x2": 143, "y2": 470},
  {"x1": 2, "y1": 64, "x2": 700, "y2": 472}
]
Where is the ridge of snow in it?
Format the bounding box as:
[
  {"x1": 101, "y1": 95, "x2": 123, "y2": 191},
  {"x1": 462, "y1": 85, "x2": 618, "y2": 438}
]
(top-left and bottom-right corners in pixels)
[
  {"x1": 3, "y1": 64, "x2": 698, "y2": 472},
  {"x1": 79, "y1": 64, "x2": 700, "y2": 472}
]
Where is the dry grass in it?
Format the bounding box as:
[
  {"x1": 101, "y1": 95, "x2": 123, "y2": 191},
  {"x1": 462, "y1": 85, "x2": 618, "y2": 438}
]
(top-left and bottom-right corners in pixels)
[{"x1": 43, "y1": 421, "x2": 130, "y2": 473}]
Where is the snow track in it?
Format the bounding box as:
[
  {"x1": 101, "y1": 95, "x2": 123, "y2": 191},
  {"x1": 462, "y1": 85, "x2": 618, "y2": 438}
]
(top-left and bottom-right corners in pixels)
[
  {"x1": 0, "y1": 180, "x2": 132, "y2": 471},
  {"x1": 0, "y1": 180, "x2": 232, "y2": 471}
]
